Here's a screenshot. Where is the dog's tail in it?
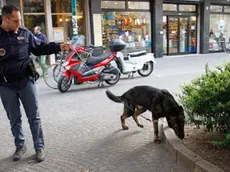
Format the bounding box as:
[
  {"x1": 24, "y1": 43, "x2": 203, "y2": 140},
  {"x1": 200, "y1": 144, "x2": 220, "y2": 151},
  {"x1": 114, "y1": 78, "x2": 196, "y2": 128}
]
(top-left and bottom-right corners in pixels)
[{"x1": 105, "y1": 90, "x2": 123, "y2": 103}]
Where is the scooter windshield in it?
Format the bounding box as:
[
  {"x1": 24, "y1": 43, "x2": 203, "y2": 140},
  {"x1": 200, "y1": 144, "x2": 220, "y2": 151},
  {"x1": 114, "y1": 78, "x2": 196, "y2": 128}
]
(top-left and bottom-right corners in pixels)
[{"x1": 71, "y1": 35, "x2": 85, "y2": 51}]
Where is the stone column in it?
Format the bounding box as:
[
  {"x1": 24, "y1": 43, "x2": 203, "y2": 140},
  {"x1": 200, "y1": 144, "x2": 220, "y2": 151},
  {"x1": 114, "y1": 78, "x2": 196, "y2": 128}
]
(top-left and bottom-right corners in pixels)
[
  {"x1": 45, "y1": 0, "x2": 55, "y2": 64},
  {"x1": 200, "y1": 0, "x2": 210, "y2": 54},
  {"x1": 84, "y1": 0, "x2": 91, "y2": 45},
  {"x1": 89, "y1": 0, "x2": 102, "y2": 46},
  {"x1": 151, "y1": 0, "x2": 163, "y2": 58}
]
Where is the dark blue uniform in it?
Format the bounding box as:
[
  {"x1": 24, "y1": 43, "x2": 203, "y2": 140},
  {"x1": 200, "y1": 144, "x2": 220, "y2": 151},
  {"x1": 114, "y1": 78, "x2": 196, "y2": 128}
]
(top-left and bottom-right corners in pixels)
[{"x1": 0, "y1": 26, "x2": 61, "y2": 151}]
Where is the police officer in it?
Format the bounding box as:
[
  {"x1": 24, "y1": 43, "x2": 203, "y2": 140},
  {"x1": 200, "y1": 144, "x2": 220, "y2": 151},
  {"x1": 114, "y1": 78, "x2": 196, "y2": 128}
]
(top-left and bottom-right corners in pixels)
[{"x1": 0, "y1": 4, "x2": 70, "y2": 162}]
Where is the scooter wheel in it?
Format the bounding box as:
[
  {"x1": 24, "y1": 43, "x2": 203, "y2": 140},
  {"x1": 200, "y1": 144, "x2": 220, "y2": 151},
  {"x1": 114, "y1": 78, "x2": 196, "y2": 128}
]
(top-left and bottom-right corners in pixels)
[
  {"x1": 105, "y1": 73, "x2": 120, "y2": 85},
  {"x1": 138, "y1": 61, "x2": 154, "y2": 77},
  {"x1": 57, "y1": 76, "x2": 72, "y2": 93}
]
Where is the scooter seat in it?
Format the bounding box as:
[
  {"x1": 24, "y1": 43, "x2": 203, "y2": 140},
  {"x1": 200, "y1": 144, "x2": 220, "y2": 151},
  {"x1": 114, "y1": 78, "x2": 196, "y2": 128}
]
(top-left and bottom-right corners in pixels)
[
  {"x1": 128, "y1": 50, "x2": 147, "y2": 58},
  {"x1": 86, "y1": 52, "x2": 113, "y2": 66}
]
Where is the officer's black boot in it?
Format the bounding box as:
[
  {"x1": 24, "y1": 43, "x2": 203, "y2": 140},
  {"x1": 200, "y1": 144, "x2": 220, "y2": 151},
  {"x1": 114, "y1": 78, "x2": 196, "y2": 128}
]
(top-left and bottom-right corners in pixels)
[
  {"x1": 13, "y1": 146, "x2": 27, "y2": 161},
  {"x1": 36, "y1": 148, "x2": 45, "y2": 162}
]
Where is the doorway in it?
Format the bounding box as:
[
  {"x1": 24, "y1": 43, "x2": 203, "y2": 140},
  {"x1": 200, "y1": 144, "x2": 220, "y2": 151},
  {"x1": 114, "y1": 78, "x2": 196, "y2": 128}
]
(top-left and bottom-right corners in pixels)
[{"x1": 163, "y1": 16, "x2": 197, "y2": 55}]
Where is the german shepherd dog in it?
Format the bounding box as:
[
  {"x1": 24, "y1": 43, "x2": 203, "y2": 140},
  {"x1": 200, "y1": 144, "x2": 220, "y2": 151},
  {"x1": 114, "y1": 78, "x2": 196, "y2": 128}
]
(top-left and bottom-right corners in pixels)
[{"x1": 105, "y1": 85, "x2": 185, "y2": 143}]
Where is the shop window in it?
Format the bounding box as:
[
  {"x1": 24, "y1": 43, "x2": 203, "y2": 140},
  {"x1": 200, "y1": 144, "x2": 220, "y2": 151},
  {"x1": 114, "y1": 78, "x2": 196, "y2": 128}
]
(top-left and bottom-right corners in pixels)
[
  {"x1": 52, "y1": 15, "x2": 73, "y2": 41},
  {"x1": 102, "y1": 11, "x2": 151, "y2": 52},
  {"x1": 101, "y1": 1, "x2": 125, "y2": 9},
  {"x1": 24, "y1": 15, "x2": 46, "y2": 33},
  {"x1": 179, "y1": 5, "x2": 196, "y2": 12},
  {"x1": 51, "y1": 0, "x2": 71, "y2": 13},
  {"x1": 210, "y1": 6, "x2": 223, "y2": 12},
  {"x1": 163, "y1": 16, "x2": 167, "y2": 54},
  {"x1": 209, "y1": 14, "x2": 230, "y2": 51},
  {"x1": 23, "y1": 0, "x2": 44, "y2": 13},
  {"x1": 23, "y1": 0, "x2": 45, "y2": 33},
  {"x1": 224, "y1": 6, "x2": 230, "y2": 13},
  {"x1": 52, "y1": 0, "x2": 86, "y2": 41},
  {"x1": 76, "y1": 0, "x2": 85, "y2": 36},
  {"x1": 128, "y1": 1, "x2": 149, "y2": 10},
  {"x1": 189, "y1": 16, "x2": 197, "y2": 53},
  {"x1": 163, "y1": 4, "x2": 177, "y2": 12}
]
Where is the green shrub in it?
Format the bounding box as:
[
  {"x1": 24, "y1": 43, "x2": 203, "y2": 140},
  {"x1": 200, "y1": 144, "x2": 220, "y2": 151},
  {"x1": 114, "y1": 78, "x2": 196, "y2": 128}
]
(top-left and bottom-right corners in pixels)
[
  {"x1": 212, "y1": 133, "x2": 230, "y2": 149},
  {"x1": 178, "y1": 62, "x2": 230, "y2": 132}
]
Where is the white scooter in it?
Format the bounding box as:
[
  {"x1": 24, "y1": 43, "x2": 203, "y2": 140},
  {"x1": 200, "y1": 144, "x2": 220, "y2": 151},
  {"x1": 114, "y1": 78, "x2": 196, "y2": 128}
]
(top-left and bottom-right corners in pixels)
[{"x1": 111, "y1": 50, "x2": 156, "y2": 78}]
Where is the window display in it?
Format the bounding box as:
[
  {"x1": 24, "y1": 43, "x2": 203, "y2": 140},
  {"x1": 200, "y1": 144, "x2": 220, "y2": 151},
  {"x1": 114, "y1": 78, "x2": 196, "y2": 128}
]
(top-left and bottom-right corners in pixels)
[
  {"x1": 209, "y1": 8, "x2": 230, "y2": 51},
  {"x1": 102, "y1": 11, "x2": 151, "y2": 52}
]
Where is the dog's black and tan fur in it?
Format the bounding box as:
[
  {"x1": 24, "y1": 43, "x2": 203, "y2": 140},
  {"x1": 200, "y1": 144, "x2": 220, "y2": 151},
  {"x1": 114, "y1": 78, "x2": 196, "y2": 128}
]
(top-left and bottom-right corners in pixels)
[{"x1": 106, "y1": 85, "x2": 185, "y2": 143}]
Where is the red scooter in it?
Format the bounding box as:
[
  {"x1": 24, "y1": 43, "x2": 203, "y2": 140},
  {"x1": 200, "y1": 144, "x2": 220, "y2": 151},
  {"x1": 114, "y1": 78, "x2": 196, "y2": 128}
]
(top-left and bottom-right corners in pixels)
[{"x1": 57, "y1": 35, "x2": 126, "y2": 93}]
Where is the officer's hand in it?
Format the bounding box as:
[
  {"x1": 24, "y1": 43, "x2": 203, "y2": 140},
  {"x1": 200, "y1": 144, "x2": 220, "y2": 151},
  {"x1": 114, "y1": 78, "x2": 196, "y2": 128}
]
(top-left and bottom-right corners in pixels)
[{"x1": 60, "y1": 42, "x2": 71, "y2": 53}]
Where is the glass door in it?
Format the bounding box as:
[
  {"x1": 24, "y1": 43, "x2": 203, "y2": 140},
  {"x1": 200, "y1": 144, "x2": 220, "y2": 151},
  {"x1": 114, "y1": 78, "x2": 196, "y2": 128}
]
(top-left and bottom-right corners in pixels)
[
  {"x1": 179, "y1": 17, "x2": 189, "y2": 53},
  {"x1": 189, "y1": 16, "x2": 197, "y2": 53},
  {"x1": 163, "y1": 16, "x2": 167, "y2": 54},
  {"x1": 168, "y1": 17, "x2": 179, "y2": 54},
  {"x1": 164, "y1": 16, "x2": 197, "y2": 55}
]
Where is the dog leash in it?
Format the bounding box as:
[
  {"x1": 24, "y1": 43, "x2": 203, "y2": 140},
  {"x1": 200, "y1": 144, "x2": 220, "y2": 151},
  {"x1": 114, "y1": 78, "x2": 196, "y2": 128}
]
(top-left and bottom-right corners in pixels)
[{"x1": 140, "y1": 115, "x2": 152, "y2": 122}]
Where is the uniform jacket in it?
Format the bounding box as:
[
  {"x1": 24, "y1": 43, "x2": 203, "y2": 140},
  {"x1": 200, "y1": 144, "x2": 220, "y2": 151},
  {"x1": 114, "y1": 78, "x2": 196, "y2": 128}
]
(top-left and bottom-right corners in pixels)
[{"x1": 0, "y1": 26, "x2": 61, "y2": 88}]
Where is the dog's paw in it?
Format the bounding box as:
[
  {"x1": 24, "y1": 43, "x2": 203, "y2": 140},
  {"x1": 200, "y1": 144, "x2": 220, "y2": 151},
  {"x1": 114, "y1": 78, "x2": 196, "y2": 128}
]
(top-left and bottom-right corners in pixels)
[
  {"x1": 138, "y1": 124, "x2": 144, "y2": 128},
  {"x1": 154, "y1": 138, "x2": 161, "y2": 144},
  {"x1": 122, "y1": 126, "x2": 129, "y2": 130}
]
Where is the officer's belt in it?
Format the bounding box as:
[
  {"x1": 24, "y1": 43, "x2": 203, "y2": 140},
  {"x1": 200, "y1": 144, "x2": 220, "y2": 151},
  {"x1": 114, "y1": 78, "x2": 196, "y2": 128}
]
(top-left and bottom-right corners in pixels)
[{"x1": 0, "y1": 74, "x2": 29, "y2": 83}]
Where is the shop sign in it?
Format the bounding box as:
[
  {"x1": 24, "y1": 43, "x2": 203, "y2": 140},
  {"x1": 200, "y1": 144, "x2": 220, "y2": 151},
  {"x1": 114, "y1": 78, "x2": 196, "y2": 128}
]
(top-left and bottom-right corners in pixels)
[{"x1": 53, "y1": 27, "x2": 64, "y2": 42}]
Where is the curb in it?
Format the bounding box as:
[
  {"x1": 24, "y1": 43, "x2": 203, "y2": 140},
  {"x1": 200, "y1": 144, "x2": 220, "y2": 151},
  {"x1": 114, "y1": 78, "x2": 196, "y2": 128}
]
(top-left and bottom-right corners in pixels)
[{"x1": 159, "y1": 118, "x2": 225, "y2": 172}]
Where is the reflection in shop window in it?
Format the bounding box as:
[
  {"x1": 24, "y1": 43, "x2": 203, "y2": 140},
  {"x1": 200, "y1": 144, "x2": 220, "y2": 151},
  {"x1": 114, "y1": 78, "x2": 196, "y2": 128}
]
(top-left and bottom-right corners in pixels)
[
  {"x1": 23, "y1": 0, "x2": 45, "y2": 35},
  {"x1": 179, "y1": 5, "x2": 196, "y2": 12},
  {"x1": 51, "y1": 0, "x2": 86, "y2": 41},
  {"x1": 209, "y1": 14, "x2": 230, "y2": 51},
  {"x1": 76, "y1": 0, "x2": 85, "y2": 36},
  {"x1": 102, "y1": 11, "x2": 151, "y2": 52},
  {"x1": 128, "y1": 2, "x2": 149, "y2": 10},
  {"x1": 24, "y1": 15, "x2": 46, "y2": 34},
  {"x1": 23, "y1": 0, "x2": 44, "y2": 13},
  {"x1": 224, "y1": 6, "x2": 230, "y2": 12},
  {"x1": 163, "y1": 16, "x2": 167, "y2": 54},
  {"x1": 163, "y1": 4, "x2": 177, "y2": 11},
  {"x1": 189, "y1": 16, "x2": 197, "y2": 53},
  {"x1": 51, "y1": 0, "x2": 71, "y2": 13},
  {"x1": 101, "y1": 1, "x2": 125, "y2": 9},
  {"x1": 210, "y1": 6, "x2": 223, "y2": 12},
  {"x1": 52, "y1": 15, "x2": 73, "y2": 41}
]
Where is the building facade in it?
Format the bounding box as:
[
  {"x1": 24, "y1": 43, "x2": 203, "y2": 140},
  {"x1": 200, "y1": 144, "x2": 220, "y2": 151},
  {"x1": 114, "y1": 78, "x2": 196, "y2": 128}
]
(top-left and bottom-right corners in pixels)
[{"x1": 1, "y1": 0, "x2": 230, "y2": 58}]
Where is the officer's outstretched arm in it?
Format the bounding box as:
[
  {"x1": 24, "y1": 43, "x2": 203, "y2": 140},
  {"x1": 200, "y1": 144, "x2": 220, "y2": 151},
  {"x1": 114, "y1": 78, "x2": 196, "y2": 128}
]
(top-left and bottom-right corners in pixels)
[{"x1": 29, "y1": 32, "x2": 61, "y2": 56}]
